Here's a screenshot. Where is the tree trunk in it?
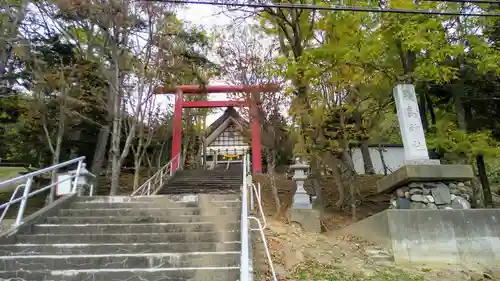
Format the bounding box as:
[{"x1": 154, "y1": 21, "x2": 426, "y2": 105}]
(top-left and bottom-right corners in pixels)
[
  {"x1": 48, "y1": 102, "x2": 66, "y2": 204},
  {"x1": 476, "y1": 153, "x2": 493, "y2": 208},
  {"x1": 133, "y1": 159, "x2": 141, "y2": 190},
  {"x1": 90, "y1": 121, "x2": 111, "y2": 193},
  {"x1": 454, "y1": 89, "x2": 467, "y2": 132},
  {"x1": 341, "y1": 149, "x2": 357, "y2": 218},
  {"x1": 42, "y1": 86, "x2": 68, "y2": 205},
  {"x1": 266, "y1": 151, "x2": 281, "y2": 216},
  {"x1": 109, "y1": 53, "x2": 121, "y2": 196},
  {"x1": 426, "y1": 93, "x2": 436, "y2": 126},
  {"x1": 352, "y1": 107, "x2": 375, "y2": 175},
  {"x1": 323, "y1": 152, "x2": 345, "y2": 208},
  {"x1": 418, "y1": 90, "x2": 428, "y2": 132},
  {"x1": 157, "y1": 140, "x2": 167, "y2": 168},
  {"x1": 359, "y1": 142, "x2": 374, "y2": 174},
  {"x1": 378, "y1": 145, "x2": 388, "y2": 176},
  {"x1": 181, "y1": 136, "x2": 189, "y2": 169},
  {"x1": 202, "y1": 136, "x2": 207, "y2": 169},
  {"x1": 0, "y1": 0, "x2": 28, "y2": 94}
]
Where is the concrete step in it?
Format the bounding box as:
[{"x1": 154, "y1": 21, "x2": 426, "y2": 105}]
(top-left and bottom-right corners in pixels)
[
  {"x1": 164, "y1": 185, "x2": 241, "y2": 189},
  {"x1": 170, "y1": 177, "x2": 242, "y2": 181},
  {"x1": 174, "y1": 176, "x2": 241, "y2": 179},
  {"x1": 77, "y1": 195, "x2": 241, "y2": 203},
  {"x1": 32, "y1": 222, "x2": 241, "y2": 234},
  {"x1": 174, "y1": 176, "x2": 242, "y2": 179},
  {"x1": 169, "y1": 178, "x2": 242, "y2": 181},
  {"x1": 178, "y1": 170, "x2": 241, "y2": 174},
  {"x1": 0, "y1": 252, "x2": 240, "y2": 271},
  {"x1": 169, "y1": 176, "x2": 241, "y2": 180},
  {"x1": 45, "y1": 215, "x2": 240, "y2": 224},
  {"x1": 0, "y1": 242, "x2": 241, "y2": 256},
  {"x1": 16, "y1": 231, "x2": 241, "y2": 244},
  {"x1": 160, "y1": 188, "x2": 240, "y2": 195},
  {"x1": 164, "y1": 194, "x2": 240, "y2": 201},
  {"x1": 165, "y1": 184, "x2": 241, "y2": 188},
  {"x1": 58, "y1": 207, "x2": 241, "y2": 217},
  {"x1": 70, "y1": 201, "x2": 241, "y2": 209},
  {"x1": 0, "y1": 267, "x2": 240, "y2": 281},
  {"x1": 77, "y1": 196, "x2": 174, "y2": 203}
]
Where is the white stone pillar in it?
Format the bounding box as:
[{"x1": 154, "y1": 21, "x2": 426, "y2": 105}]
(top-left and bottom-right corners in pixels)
[{"x1": 393, "y1": 84, "x2": 439, "y2": 165}]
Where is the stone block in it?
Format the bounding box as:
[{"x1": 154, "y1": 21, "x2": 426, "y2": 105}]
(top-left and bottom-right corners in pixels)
[
  {"x1": 289, "y1": 208, "x2": 321, "y2": 233},
  {"x1": 431, "y1": 183, "x2": 451, "y2": 205},
  {"x1": 342, "y1": 209, "x2": 500, "y2": 266},
  {"x1": 406, "y1": 159, "x2": 441, "y2": 165},
  {"x1": 377, "y1": 164, "x2": 474, "y2": 194},
  {"x1": 341, "y1": 211, "x2": 391, "y2": 250}
]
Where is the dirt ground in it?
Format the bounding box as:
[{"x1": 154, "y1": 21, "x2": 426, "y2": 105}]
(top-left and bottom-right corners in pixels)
[
  {"x1": 251, "y1": 174, "x2": 499, "y2": 281},
  {"x1": 252, "y1": 218, "x2": 499, "y2": 281}
]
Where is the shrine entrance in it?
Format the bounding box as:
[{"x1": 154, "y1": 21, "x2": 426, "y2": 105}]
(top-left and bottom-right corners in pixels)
[{"x1": 153, "y1": 84, "x2": 280, "y2": 174}]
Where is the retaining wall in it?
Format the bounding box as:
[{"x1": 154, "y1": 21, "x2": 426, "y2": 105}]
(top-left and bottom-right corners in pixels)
[{"x1": 343, "y1": 209, "x2": 500, "y2": 266}]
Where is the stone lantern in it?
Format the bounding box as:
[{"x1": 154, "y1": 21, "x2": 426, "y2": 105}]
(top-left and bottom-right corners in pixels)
[
  {"x1": 288, "y1": 157, "x2": 320, "y2": 232},
  {"x1": 290, "y1": 157, "x2": 311, "y2": 209}
]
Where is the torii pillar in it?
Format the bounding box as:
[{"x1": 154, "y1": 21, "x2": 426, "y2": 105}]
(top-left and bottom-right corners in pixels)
[{"x1": 154, "y1": 84, "x2": 280, "y2": 174}]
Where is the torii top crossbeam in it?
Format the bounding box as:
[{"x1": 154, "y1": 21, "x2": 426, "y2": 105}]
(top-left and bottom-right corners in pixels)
[
  {"x1": 153, "y1": 83, "x2": 281, "y2": 174},
  {"x1": 153, "y1": 84, "x2": 281, "y2": 94}
]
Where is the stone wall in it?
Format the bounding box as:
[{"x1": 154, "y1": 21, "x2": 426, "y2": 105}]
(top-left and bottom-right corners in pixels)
[
  {"x1": 342, "y1": 209, "x2": 500, "y2": 266},
  {"x1": 390, "y1": 181, "x2": 474, "y2": 210}
]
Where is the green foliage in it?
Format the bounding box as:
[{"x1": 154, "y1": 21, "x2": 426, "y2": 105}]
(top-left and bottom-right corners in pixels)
[
  {"x1": 427, "y1": 117, "x2": 500, "y2": 162},
  {"x1": 256, "y1": 0, "x2": 500, "y2": 172}
]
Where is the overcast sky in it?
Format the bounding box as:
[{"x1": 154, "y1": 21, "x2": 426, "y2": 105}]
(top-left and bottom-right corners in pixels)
[{"x1": 175, "y1": 4, "x2": 235, "y2": 125}]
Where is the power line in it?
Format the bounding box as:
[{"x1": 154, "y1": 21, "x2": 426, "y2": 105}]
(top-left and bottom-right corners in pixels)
[{"x1": 143, "y1": 0, "x2": 500, "y2": 17}]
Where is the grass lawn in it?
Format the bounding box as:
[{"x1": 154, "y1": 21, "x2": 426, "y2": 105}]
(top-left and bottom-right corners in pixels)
[
  {"x1": 0, "y1": 167, "x2": 27, "y2": 179},
  {"x1": 0, "y1": 167, "x2": 47, "y2": 220}
]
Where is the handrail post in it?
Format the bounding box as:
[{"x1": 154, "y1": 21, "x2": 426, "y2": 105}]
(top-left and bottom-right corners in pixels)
[
  {"x1": 170, "y1": 156, "x2": 174, "y2": 176},
  {"x1": 71, "y1": 160, "x2": 83, "y2": 194},
  {"x1": 15, "y1": 177, "x2": 33, "y2": 226},
  {"x1": 250, "y1": 181, "x2": 254, "y2": 212},
  {"x1": 240, "y1": 153, "x2": 249, "y2": 281},
  {"x1": 177, "y1": 154, "x2": 181, "y2": 171},
  {"x1": 0, "y1": 184, "x2": 24, "y2": 224},
  {"x1": 160, "y1": 168, "x2": 164, "y2": 188}
]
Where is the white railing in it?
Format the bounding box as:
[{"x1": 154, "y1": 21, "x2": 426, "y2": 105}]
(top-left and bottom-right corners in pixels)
[
  {"x1": 240, "y1": 154, "x2": 277, "y2": 281},
  {"x1": 240, "y1": 153, "x2": 250, "y2": 281},
  {"x1": 0, "y1": 184, "x2": 25, "y2": 224},
  {"x1": 250, "y1": 182, "x2": 266, "y2": 229},
  {"x1": 0, "y1": 157, "x2": 94, "y2": 227},
  {"x1": 131, "y1": 154, "x2": 180, "y2": 196}
]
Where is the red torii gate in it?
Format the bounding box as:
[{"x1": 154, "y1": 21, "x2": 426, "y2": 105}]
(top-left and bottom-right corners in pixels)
[{"x1": 153, "y1": 84, "x2": 280, "y2": 174}]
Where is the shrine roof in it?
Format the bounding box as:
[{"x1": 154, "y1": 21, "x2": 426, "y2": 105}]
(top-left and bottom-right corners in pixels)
[{"x1": 205, "y1": 107, "x2": 248, "y2": 138}]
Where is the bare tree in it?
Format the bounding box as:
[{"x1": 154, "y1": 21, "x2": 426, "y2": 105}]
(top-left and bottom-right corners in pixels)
[
  {"x1": 0, "y1": 0, "x2": 29, "y2": 94},
  {"x1": 214, "y1": 25, "x2": 292, "y2": 215},
  {"x1": 128, "y1": 95, "x2": 163, "y2": 190}
]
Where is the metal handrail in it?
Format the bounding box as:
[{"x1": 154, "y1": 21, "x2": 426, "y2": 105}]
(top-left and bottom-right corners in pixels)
[
  {"x1": 250, "y1": 182, "x2": 267, "y2": 230},
  {"x1": 240, "y1": 154, "x2": 277, "y2": 281},
  {"x1": 132, "y1": 154, "x2": 180, "y2": 196},
  {"x1": 0, "y1": 184, "x2": 25, "y2": 223},
  {"x1": 0, "y1": 157, "x2": 85, "y2": 188},
  {"x1": 248, "y1": 216, "x2": 278, "y2": 281},
  {"x1": 249, "y1": 182, "x2": 276, "y2": 281},
  {"x1": 240, "y1": 153, "x2": 250, "y2": 281},
  {"x1": 0, "y1": 157, "x2": 90, "y2": 227}
]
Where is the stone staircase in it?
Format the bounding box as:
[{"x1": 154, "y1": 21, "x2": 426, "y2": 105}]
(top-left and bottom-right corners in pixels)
[
  {"x1": 159, "y1": 163, "x2": 243, "y2": 194},
  {"x1": 0, "y1": 194, "x2": 242, "y2": 281}
]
